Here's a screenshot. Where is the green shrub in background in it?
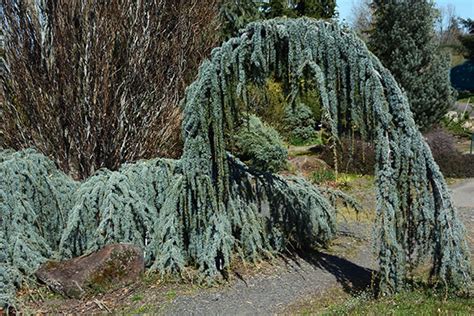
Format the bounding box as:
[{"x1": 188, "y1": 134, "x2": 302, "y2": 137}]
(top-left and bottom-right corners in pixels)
[
  {"x1": 425, "y1": 129, "x2": 474, "y2": 178},
  {"x1": 247, "y1": 79, "x2": 287, "y2": 127},
  {"x1": 244, "y1": 77, "x2": 324, "y2": 147},
  {"x1": 246, "y1": 78, "x2": 323, "y2": 141},
  {"x1": 233, "y1": 115, "x2": 288, "y2": 172},
  {"x1": 298, "y1": 83, "x2": 322, "y2": 124},
  {"x1": 283, "y1": 103, "x2": 320, "y2": 145}
]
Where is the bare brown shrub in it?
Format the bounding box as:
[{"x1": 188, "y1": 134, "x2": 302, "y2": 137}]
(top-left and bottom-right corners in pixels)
[
  {"x1": 319, "y1": 130, "x2": 474, "y2": 178},
  {"x1": 424, "y1": 129, "x2": 474, "y2": 178},
  {"x1": 319, "y1": 137, "x2": 376, "y2": 175},
  {"x1": 1, "y1": 0, "x2": 220, "y2": 179}
]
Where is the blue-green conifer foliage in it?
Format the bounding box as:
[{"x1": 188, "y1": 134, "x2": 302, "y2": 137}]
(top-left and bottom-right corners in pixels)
[{"x1": 0, "y1": 18, "x2": 471, "y2": 308}]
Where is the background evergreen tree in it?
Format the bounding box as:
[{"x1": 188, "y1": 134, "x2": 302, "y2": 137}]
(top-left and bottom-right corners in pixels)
[
  {"x1": 233, "y1": 115, "x2": 288, "y2": 172},
  {"x1": 220, "y1": 0, "x2": 336, "y2": 39},
  {"x1": 262, "y1": 0, "x2": 336, "y2": 19},
  {"x1": 220, "y1": 0, "x2": 262, "y2": 39},
  {"x1": 262, "y1": 0, "x2": 294, "y2": 18},
  {"x1": 451, "y1": 18, "x2": 474, "y2": 93},
  {"x1": 459, "y1": 18, "x2": 474, "y2": 59},
  {"x1": 369, "y1": 0, "x2": 455, "y2": 130},
  {"x1": 293, "y1": 0, "x2": 336, "y2": 19}
]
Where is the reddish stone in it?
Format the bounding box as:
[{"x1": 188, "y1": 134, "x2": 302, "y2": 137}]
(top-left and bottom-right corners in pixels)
[
  {"x1": 35, "y1": 244, "x2": 144, "y2": 298},
  {"x1": 288, "y1": 156, "x2": 330, "y2": 176}
]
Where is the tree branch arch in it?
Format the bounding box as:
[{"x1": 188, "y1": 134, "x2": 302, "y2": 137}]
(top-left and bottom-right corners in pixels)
[{"x1": 179, "y1": 18, "x2": 471, "y2": 293}]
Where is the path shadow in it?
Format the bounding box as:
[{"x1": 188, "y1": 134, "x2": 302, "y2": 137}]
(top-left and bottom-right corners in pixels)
[{"x1": 282, "y1": 248, "x2": 375, "y2": 295}]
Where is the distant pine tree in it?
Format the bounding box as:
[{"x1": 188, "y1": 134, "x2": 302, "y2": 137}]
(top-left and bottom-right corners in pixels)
[
  {"x1": 262, "y1": 0, "x2": 336, "y2": 19},
  {"x1": 220, "y1": 0, "x2": 336, "y2": 38},
  {"x1": 220, "y1": 0, "x2": 262, "y2": 39},
  {"x1": 459, "y1": 18, "x2": 474, "y2": 59},
  {"x1": 262, "y1": 0, "x2": 294, "y2": 18},
  {"x1": 293, "y1": 0, "x2": 336, "y2": 19},
  {"x1": 369, "y1": 0, "x2": 455, "y2": 130}
]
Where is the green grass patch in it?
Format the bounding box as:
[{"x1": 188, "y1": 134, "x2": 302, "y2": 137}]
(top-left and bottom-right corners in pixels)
[
  {"x1": 324, "y1": 289, "x2": 473, "y2": 315},
  {"x1": 457, "y1": 97, "x2": 473, "y2": 104},
  {"x1": 311, "y1": 169, "x2": 336, "y2": 184},
  {"x1": 131, "y1": 294, "x2": 144, "y2": 302},
  {"x1": 291, "y1": 287, "x2": 351, "y2": 315},
  {"x1": 127, "y1": 304, "x2": 154, "y2": 314},
  {"x1": 311, "y1": 171, "x2": 369, "y2": 186},
  {"x1": 442, "y1": 118, "x2": 472, "y2": 138},
  {"x1": 165, "y1": 290, "x2": 177, "y2": 301},
  {"x1": 288, "y1": 135, "x2": 324, "y2": 147},
  {"x1": 446, "y1": 178, "x2": 466, "y2": 186},
  {"x1": 451, "y1": 53, "x2": 466, "y2": 67},
  {"x1": 334, "y1": 173, "x2": 361, "y2": 188},
  {"x1": 292, "y1": 286, "x2": 473, "y2": 315}
]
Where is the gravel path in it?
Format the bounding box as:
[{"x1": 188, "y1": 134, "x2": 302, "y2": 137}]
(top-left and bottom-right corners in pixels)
[
  {"x1": 167, "y1": 250, "x2": 373, "y2": 315},
  {"x1": 165, "y1": 220, "x2": 374, "y2": 315},
  {"x1": 451, "y1": 179, "x2": 474, "y2": 209}
]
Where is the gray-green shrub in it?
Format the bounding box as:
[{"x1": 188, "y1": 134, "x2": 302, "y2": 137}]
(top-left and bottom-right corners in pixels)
[{"x1": 233, "y1": 115, "x2": 288, "y2": 172}]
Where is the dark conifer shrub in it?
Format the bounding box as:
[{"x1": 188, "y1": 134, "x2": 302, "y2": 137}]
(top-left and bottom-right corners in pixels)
[
  {"x1": 425, "y1": 129, "x2": 474, "y2": 178},
  {"x1": 283, "y1": 103, "x2": 319, "y2": 145},
  {"x1": 320, "y1": 138, "x2": 376, "y2": 175},
  {"x1": 369, "y1": 0, "x2": 456, "y2": 130}
]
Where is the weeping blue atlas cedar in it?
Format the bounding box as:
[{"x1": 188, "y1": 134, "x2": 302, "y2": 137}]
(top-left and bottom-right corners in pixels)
[{"x1": 0, "y1": 18, "x2": 471, "y2": 309}]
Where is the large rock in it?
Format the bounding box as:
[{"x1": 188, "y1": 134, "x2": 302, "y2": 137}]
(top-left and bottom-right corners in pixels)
[
  {"x1": 287, "y1": 155, "x2": 329, "y2": 177},
  {"x1": 35, "y1": 244, "x2": 144, "y2": 298}
]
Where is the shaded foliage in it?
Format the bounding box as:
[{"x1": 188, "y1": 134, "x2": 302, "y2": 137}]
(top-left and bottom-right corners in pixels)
[
  {"x1": 322, "y1": 130, "x2": 474, "y2": 179},
  {"x1": 459, "y1": 18, "x2": 474, "y2": 59},
  {"x1": 320, "y1": 138, "x2": 376, "y2": 176},
  {"x1": 220, "y1": 0, "x2": 261, "y2": 39},
  {"x1": 220, "y1": 0, "x2": 336, "y2": 39},
  {"x1": 425, "y1": 129, "x2": 474, "y2": 178},
  {"x1": 261, "y1": 0, "x2": 336, "y2": 19},
  {"x1": 451, "y1": 60, "x2": 474, "y2": 92},
  {"x1": 244, "y1": 79, "x2": 288, "y2": 127}
]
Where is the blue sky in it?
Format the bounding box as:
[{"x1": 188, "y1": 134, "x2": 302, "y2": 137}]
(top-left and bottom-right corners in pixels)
[{"x1": 337, "y1": 0, "x2": 474, "y2": 22}]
